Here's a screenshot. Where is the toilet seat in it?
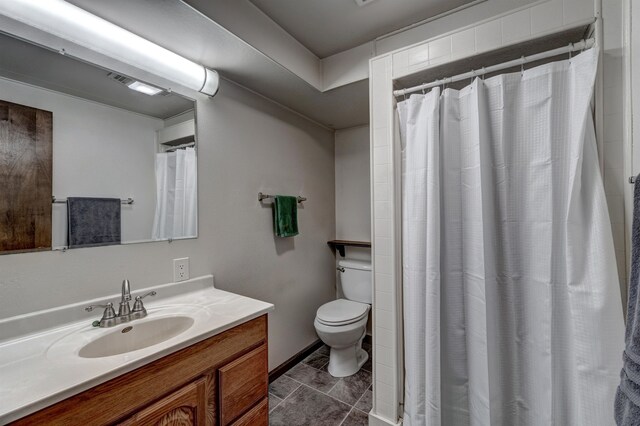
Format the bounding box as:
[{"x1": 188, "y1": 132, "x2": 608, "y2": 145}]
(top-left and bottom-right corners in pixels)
[{"x1": 316, "y1": 299, "x2": 369, "y2": 326}]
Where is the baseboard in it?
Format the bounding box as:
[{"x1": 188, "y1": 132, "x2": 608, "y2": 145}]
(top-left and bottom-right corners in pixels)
[
  {"x1": 269, "y1": 339, "x2": 324, "y2": 383},
  {"x1": 369, "y1": 412, "x2": 403, "y2": 426}
]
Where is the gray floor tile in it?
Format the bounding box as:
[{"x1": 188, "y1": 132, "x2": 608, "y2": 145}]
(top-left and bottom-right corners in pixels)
[
  {"x1": 355, "y1": 388, "x2": 372, "y2": 413},
  {"x1": 269, "y1": 385, "x2": 351, "y2": 426},
  {"x1": 269, "y1": 374, "x2": 301, "y2": 399},
  {"x1": 328, "y1": 368, "x2": 372, "y2": 405},
  {"x1": 285, "y1": 362, "x2": 339, "y2": 393},
  {"x1": 269, "y1": 393, "x2": 283, "y2": 412},
  {"x1": 316, "y1": 344, "x2": 330, "y2": 356},
  {"x1": 340, "y1": 409, "x2": 369, "y2": 426},
  {"x1": 303, "y1": 351, "x2": 330, "y2": 370}
]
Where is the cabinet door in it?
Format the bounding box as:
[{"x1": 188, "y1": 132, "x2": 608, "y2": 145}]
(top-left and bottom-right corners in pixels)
[
  {"x1": 121, "y1": 377, "x2": 207, "y2": 426},
  {"x1": 218, "y1": 344, "x2": 268, "y2": 425},
  {"x1": 229, "y1": 398, "x2": 268, "y2": 426}
]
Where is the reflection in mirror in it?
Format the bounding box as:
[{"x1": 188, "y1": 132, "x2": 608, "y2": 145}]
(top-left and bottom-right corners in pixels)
[{"x1": 0, "y1": 32, "x2": 198, "y2": 254}]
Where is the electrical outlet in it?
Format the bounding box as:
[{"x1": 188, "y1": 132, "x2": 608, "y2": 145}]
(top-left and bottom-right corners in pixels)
[{"x1": 173, "y1": 257, "x2": 190, "y2": 282}]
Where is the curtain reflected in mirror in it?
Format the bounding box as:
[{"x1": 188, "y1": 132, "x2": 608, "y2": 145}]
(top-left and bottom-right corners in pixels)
[{"x1": 152, "y1": 147, "x2": 197, "y2": 240}]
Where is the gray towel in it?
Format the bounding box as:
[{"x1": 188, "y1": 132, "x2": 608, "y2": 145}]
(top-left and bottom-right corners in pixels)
[
  {"x1": 67, "y1": 197, "x2": 121, "y2": 248},
  {"x1": 616, "y1": 175, "x2": 640, "y2": 425}
]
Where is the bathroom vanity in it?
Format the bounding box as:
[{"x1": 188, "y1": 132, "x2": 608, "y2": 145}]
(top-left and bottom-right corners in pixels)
[{"x1": 0, "y1": 276, "x2": 273, "y2": 425}]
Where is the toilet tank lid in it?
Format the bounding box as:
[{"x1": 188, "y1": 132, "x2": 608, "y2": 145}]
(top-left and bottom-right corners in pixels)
[{"x1": 338, "y1": 259, "x2": 371, "y2": 271}]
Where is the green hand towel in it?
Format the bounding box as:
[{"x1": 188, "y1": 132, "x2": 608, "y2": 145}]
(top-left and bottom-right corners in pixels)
[{"x1": 273, "y1": 196, "x2": 299, "y2": 237}]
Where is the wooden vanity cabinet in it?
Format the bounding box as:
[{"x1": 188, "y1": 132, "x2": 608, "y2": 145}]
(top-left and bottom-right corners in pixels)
[{"x1": 11, "y1": 315, "x2": 269, "y2": 426}]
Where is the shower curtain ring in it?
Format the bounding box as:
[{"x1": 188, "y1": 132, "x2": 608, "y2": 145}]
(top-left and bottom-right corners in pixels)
[
  {"x1": 481, "y1": 67, "x2": 486, "y2": 80},
  {"x1": 470, "y1": 70, "x2": 475, "y2": 84},
  {"x1": 520, "y1": 56, "x2": 525, "y2": 76}
]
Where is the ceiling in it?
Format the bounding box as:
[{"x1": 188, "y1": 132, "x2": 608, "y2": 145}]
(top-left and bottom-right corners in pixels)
[
  {"x1": 0, "y1": 32, "x2": 194, "y2": 119},
  {"x1": 59, "y1": 0, "x2": 369, "y2": 129},
  {"x1": 249, "y1": 0, "x2": 476, "y2": 58}
]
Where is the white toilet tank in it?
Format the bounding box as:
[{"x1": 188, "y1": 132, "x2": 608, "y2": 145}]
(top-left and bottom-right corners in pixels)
[{"x1": 338, "y1": 259, "x2": 372, "y2": 304}]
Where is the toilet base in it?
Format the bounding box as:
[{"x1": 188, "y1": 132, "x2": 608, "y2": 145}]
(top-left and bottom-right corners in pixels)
[{"x1": 327, "y1": 338, "x2": 368, "y2": 378}]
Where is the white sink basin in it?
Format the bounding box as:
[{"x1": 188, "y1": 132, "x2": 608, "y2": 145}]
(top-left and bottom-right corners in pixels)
[{"x1": 78, "y1": 316, "x2": 194, "y2": 358}]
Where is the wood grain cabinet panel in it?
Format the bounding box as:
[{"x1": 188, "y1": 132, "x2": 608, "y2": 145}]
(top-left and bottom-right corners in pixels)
[
  {"x1": 0, "y1": 99, "x2": 52, "y2": 253},
  {"x1": 120, "y1": 377, "x2": 207, "y2": 426},
  {"x1": 11, "y1": 315, "x2": 268, "y2": 426},
  {"x1": 229, "y1": 398, "x2": 268, "y2": 426},
  {"x1": 219, "y1": 345, "x2": 268, "y2": 425}
]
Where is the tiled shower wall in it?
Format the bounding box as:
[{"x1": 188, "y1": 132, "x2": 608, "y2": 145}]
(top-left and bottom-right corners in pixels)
[
  {"x1": 601, "y1": 0, "x2": 627, "y2": 302},
  {"x1": 369, "y1": 0, "x2": 628, "y2": 424}
]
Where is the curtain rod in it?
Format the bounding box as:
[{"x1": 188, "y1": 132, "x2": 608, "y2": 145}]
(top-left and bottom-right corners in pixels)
[{"x1": 394, "y1": 38, "x2": 596, "y2": 98}]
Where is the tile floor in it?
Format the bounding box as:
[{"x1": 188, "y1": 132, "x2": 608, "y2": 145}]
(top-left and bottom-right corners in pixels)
[{"x1": 269, "y1": 342, "x2": 372, "y2": 426}]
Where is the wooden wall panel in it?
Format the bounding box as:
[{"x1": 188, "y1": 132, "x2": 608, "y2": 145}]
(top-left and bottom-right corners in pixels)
[{"x1": 0, "y1": 100, "x2": 52, "y2": 253}]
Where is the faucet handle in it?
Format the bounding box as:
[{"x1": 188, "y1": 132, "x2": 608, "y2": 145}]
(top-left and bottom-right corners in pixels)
[
  {"x1": 131, "y1": 291, "x2": 157, "y2": 318},
  {"x1": 85, "y1": 302, "x2": 117, "y2": 327},
  {"x1": 85, "y1": 302, "x2": 115, "y2": 316}
]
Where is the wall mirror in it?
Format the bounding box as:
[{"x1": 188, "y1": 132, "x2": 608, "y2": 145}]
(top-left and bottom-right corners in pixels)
[{"x1": 0, "y1": 32, "x2": 198, "y2": 254}]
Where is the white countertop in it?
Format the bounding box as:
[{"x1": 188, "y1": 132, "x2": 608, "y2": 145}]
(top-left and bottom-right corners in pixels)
[{"x1": 0, "y1": 275, "x2": 274, "y2": 424}]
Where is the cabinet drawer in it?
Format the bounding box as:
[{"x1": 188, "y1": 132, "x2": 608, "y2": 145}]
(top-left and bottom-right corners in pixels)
[
  {"x1": 219, "y1": 344, "x2": 268, "y2": 425},
  {"x1": 230, "y1": 398, "x2": 268, "y2": 426}
]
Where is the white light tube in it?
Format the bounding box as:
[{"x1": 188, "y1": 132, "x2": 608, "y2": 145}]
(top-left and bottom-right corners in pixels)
[{"x1": 0, "y1": 0, "x2": 219, "y2": 96}]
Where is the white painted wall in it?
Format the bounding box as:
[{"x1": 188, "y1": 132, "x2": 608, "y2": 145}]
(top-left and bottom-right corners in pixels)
[
  {"x1": 335, "y1": 125, "x2": 371, "y2": 246},
  {"x1": 0, "y1": 77, "x2": 162, "y2": 248},
  {"x1": 0, "y1": 78, "x2": 337, "y2": 371}
]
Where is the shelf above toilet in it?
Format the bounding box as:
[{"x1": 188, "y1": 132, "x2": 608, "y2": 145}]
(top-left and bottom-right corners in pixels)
[{"x1": 327, "y1": 240, "x2": 371, "y2": 257}]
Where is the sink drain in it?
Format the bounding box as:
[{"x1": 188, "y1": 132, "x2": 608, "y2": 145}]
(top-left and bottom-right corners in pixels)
[{"x1": 121, "y1": 326, "x2": 133, "y2": 334}]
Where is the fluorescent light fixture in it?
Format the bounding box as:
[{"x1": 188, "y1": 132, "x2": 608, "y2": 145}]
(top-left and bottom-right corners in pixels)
[
  {"x1": 0, "y1": 0, "x2": 219, "y2": 96},
  {"x1": 127, "y1": 81, "x2": 163, "y2": 96}
]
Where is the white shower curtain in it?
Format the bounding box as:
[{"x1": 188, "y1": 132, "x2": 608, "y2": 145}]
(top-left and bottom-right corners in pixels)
[
  {"x1": 398, "y1": 48, "x2": 624, "y2": 426},
  {"x1": 152, "y1": 147, "x2": 197, "y2": 240}
]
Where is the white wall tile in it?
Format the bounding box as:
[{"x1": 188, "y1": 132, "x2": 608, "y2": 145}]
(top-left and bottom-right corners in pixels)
[
  {"x1": 375, "y1": 254, "x2": 393, "y2": 275},
  {"x1": 374, "y1": 201, "x2": 392, "y2": 219},
  {"x1": 475, "y1": 19, "x2": 502, "y2": 53},
  {"x1": 375, "y1": 340, "x2": 394, "y2": 366},
  {"x1": 375, "y1": 236, "x2": 392, "y2": 256},
  {"x1": 374, "y1": 219, "x2": 392, "y2": 237},
  {"x1": 429, "y1": 36, "x2": 452, "y2": 65},
  {"x1": 377, "y1": 363, "x2": 395, "y2": 385},
  {"x1": 375, "y1": 400, "x2": 395, "y2": 420},
  {"x1": 392, "y1": 50, "x2": 409, "y2": 79},
  {"x1": 451, "y1": 28, "x2": 476, "y2": 59},
  {"x1": 502, "y1": 9, "x2": 532, "y2": 44},
  {"x1": 376, "y1": 326, "x2": 394, "y2": 345},
  {"x1": 374, "y1": 183, "x2": 390, "y2": 201},
  {"x1": 408, "y1": 44, "x2": 430, "y2": 67},
  {"x1": 373, "y1": 126, "x2": 388, "y2": 147},
  {"x1": 376, "y1": 306, "x2": 393, "y2": 326},
  {"x1": 376, "y1": 290, "x2": 393, "y2": 311},
  {"x1": 375, "y1": 272, "x2": 393, "y2": 292},
  {"x1": 373, "y1": 146, "x2": 390, "y2": 165},
  {"x1": 531, "y1": 0, "x2": 563, "y2": 35}
]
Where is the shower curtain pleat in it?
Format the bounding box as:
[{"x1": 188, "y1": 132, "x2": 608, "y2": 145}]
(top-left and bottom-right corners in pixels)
[{"x1": 398, "y1": 48, "x2": 624, "y2": 426}]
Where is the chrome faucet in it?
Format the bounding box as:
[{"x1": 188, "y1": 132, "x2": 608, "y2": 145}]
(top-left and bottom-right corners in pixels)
[
  {"x1": 85, "y1": 280, "x2": 156, "y2": 327},
  {"x1": 118, "y1": 279, "x2": 132, "y2": 321}
]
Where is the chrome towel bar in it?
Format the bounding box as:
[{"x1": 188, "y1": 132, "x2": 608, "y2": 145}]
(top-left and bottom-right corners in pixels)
[
  {"x1": 52, "y1": 196, "x2": 134, "y2": 205},
  {"x1": 258, "y1": 192, "x2": 306, "y2": 203}
]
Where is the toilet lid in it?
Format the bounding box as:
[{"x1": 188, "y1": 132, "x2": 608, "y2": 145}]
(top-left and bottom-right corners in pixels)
[{"x1": 316, "y1": 299, "x2": 369, "y2": 326}]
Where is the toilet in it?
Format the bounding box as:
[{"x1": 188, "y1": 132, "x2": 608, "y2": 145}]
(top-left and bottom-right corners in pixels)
[{"x1": 314, "y1": 259, "x2": 371, "y2": 377}]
